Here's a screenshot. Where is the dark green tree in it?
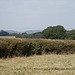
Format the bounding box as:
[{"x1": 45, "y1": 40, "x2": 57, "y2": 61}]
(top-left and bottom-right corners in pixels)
[
  {"x1": 0, "y1": 30, "x2": 9, "y2": 36},
  {"x1": 41, "y1": 25, "x2": 66, "y2": 39},
  {"x1": 70, "y1": 30, "x2": 75, "y2": 40}
]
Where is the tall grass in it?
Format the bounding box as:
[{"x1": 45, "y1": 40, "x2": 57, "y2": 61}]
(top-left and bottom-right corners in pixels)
[{"x1": 0, "y1": 55, "x2": 75, "y2": 75}]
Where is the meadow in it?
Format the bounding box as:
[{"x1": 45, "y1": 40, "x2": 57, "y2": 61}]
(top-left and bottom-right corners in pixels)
[{"x1": 0, "y1": 55, "x2": 75, "y2": 75}]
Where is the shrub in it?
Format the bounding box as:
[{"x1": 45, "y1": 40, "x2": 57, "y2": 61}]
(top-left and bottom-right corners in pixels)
[
  {"x1": 0, "y1": 41, "x2": 10, "y2": 58},
  {"x1": 0, "y1": 38, "x2": 75, "y2": 58}
]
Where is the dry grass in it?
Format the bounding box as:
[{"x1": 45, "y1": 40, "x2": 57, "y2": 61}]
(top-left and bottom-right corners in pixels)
[{"x1": 0, "y1": 54, "x2": 75, "y2": 75}]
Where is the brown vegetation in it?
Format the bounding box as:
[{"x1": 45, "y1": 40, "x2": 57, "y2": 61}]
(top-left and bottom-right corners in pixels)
[{"x1": 0, "y1": 38, "x2": 75, "y2": 58}]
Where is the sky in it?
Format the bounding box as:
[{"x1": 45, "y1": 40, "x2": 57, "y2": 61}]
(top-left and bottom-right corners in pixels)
[{"x1": 0, "y1": 0, "x2": 75, "y2": 31}]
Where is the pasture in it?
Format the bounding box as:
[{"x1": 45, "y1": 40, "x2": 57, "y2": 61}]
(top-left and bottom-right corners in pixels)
[{"x1": 0, "y1": 55, "x2": 75, "y2": 75}]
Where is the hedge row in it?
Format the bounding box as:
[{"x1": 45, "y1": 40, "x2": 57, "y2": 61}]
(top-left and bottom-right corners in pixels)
[{"x1": 0, "y1": 38, "x2": 75, "y2": 58}]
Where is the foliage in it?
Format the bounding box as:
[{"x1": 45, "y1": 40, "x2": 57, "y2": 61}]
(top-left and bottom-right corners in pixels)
[
  {"x1": 0, "y1": 38, "x2": 75, "y2": 58},
  {"x1": 41, "y1": 25, "x2": 66, "y2": 39},
  {"x1": 0, "y1": 30, "x2": 9, "y2": 36},
  {"x1": 66, "y1": 30, "x2": 75, "y2": 40},
  {"x1": 11, "y1": 32, "x2": 42, "y2": 38},
  {"x1": 0, "y1": 41, "x2": 10, "y2": 58},
  {"x1": 0, "y1": 25, "x2": 75, "y2": 40},
  {"x1": 70, "y1": 30, "x2": 75, "y2": 40}
]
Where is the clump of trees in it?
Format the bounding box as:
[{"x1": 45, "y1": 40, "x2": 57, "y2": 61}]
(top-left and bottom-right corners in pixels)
[
  {"x1": 0, "y1": 25, "x2": 75, "y2": 40},
  {"x1": 41, "y1": 25, "x2": 75, "y2": 40},
  {"x1": 69, "y1": 30, "x2": 75, "y2": 40},
  {"x1": 0, "y1": 30, "x2": 9, "y2": 36},
  {"x1": 11, "y1": 32, "x2": 41, "y2": 38},
  {"x1": 41, "y1": 25, "x2": 66, "y2": 39}
]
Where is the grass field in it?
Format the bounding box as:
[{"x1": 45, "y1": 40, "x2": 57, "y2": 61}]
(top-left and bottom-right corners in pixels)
[{"x1": 0, "y1": 55, "x2": 75, "y2": 75}]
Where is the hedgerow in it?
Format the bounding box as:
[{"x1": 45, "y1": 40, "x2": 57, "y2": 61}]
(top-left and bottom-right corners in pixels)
[{"x1": 0, "y1": 38, "x2": 75, "y2": 58}]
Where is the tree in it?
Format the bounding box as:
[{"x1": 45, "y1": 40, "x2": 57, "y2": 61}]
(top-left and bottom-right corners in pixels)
[
  {"x1": 41, "y1": 25, "x2": 66, "y2": 39},
  {"x1": 0, "y1": 30, "x2": 9, "y2": 36},
  {"x1": 70, "y1": 30, "x2": 75, "y2": 40}
]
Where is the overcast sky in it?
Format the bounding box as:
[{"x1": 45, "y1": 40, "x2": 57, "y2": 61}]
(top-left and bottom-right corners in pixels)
[{"x1": 0, "y1": 0, "x2": 75, "y2": 31}]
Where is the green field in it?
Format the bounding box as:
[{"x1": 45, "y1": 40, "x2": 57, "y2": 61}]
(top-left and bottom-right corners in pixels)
[{"x1": 0, "y1": 55, "x2": 75, "y2": 75}]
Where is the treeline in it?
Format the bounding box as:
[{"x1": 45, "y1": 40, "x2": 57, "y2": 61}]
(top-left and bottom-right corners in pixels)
[
  {"x1": 0, "y1": 30, "x2": 41, "y2": 38},
  {"x1": 0, "y1": 25, "x2": 75, "y2": 40},
  {"x1": 0, "y1": 30, "x2": 9, "y2": 36},
  {"x1": 10, "y1": 32, "x2": 41, "y2": 38},
  {"x1": 0, "y1": 38, "x2": 75, "y2": 58},
  {"x1": 41, "y1": 25, "x2": 75, "y2": 40}
]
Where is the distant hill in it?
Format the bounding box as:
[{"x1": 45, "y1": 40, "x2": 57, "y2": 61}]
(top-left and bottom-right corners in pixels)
[
  {"x1": 25, "y1": 30, "x2": 42, "y2": 33},
  {"x1": 5, "y1": 30, "x2": 21, "y2": 33},
  {"x1": 5, "y1": 30, "x2": 42, "y2": 34}
]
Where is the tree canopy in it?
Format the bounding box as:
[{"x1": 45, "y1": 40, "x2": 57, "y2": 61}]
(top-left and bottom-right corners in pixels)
[
  {"x1": 41, "y1": 25, "x2": 66, "y2": 39},
  {"x1": 0, "y1": 30, "x2": 9, "y2": 36}
]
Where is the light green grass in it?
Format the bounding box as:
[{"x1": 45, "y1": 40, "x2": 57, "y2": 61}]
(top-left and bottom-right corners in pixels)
[{"x1": 0, "y1": 55, "x2": 75, "y2": 75}]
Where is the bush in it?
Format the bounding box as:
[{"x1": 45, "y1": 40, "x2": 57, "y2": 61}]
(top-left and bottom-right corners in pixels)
[
  {"x1": 0, "y1": 41, "x2": 10, "y2": 58},
  {"x1": 0, "y1": 38, "x2": 75, "y2": 58}
]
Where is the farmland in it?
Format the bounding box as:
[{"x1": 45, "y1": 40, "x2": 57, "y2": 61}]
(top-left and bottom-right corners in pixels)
[
  {"x1": 0, "y1": 55, "x2": 75, "y2": 75},
  {"x1": 0, "y1": 38, "x2": 75, "y2": 75}
]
